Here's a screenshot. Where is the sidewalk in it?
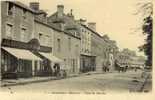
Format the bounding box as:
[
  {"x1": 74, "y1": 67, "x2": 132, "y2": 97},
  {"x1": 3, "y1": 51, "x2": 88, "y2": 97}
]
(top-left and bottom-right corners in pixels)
[
  {"x1": 0, "y1": 70, "x2": 141, "y2": 87},
  {"x1": 1, "y1": 76, "x2": 58, "y2": 87},
  {"x1": 129, "y1": 71, "x2": 152, "y2": 92},
  {"x1": 0, "y1": 71, "x2": 97, "y2": 87}
]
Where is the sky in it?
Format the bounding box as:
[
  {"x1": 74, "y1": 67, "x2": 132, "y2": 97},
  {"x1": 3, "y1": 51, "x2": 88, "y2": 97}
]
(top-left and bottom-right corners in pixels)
[{"x1": 20, "y1": 0, "x2": 149, "y2": 56}]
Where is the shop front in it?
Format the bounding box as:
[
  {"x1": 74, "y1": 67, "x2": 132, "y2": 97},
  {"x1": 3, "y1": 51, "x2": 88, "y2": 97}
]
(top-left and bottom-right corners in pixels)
[
  {"x1": 38, "y1": 52, "x2": 64, "y2": 76},
  {"x1": 1, "y1": 38, "x2": 53, "y2": 79},
  {"x1": 1, "y1": 47, "x2": 42, "y2": 79},
  {"x1": 80, "y1": 54, "x2": 96, "y2": 73}
]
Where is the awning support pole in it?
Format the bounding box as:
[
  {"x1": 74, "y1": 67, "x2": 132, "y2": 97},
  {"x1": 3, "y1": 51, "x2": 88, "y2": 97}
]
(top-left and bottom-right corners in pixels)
[{"x1": 32, "y1": 60, "x2": 35, "y2": 76}]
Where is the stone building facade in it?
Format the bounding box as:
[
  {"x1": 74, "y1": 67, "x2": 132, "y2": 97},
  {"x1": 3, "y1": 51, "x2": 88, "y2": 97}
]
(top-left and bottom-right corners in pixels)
[
  {"x1": 47, "y1": 5, "x2": 81, "y2": 74},
  {"x1": 91, "y1": 32, "x2": 119, "y2": 71},
  {"x1": 1, "y1": 1, "x2": 141, "y2": 80},
  {"x1": 1, "y1": 1, "x2": 82, "y2": 79},
  {"x1": 47, "y1": 5, "x2": 98, "y2": 73},
  {"x1": 52, "y1": 29, "x2": 81, "y2": 74},
  {"x1": 91, "y1": 30, "x2": 107, "y2": 71},
  {"x1": 76, "y1": 20, "x2": 96, "y2": 73},
  {"x1": 1, "y1": 1, "x2": 40, "y2": 78},
  {"x1": 0, "y1": 1, "x2": 58, "y2": 78},
  {"x1": 116, "y1": 49, "x2": 146, "y2": 69}
]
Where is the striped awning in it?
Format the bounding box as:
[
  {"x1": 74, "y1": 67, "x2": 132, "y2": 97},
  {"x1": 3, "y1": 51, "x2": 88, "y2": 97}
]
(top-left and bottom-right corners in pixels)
[
  {"x1": 2, "y1": 47, "x2": 42, "y2": 61},
  {"x1": 39, "y1": 52, "x2": 63, "y2": 63}
]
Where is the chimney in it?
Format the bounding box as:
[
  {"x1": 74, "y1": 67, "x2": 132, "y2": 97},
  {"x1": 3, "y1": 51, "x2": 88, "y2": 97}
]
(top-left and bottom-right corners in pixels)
[
  {"x1": 78, "y1": 19, "x2": 86, "y2": 25},
  {"x1": 88, "y1": 22, "x2": 96, "y2": 31},
  {"x1": 30, "y1": 2, "x2": 40, "y2": 11},
  {"x1": 67, "y1": 9, "x2": 74, "y2": 20},
  {"x1": 57, "y1": 5, "x2": 64, "y2": 17}
]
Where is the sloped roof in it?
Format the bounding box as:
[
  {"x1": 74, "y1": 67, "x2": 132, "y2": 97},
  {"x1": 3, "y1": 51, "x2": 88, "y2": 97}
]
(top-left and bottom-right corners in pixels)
[{"x1": 7, "y1": 1, "x2": 46, "y2": 14}]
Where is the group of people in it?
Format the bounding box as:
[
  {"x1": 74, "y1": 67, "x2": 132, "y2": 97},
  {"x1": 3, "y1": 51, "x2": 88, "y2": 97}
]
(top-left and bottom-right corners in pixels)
[
  {"x1": 115, "y1": 60, "x2": 128, "y2": 72},
  {"x1": 102, "y1": 60, "x2": 111, "y2": 72},
  {"x1": 102, "y1": 60, "x2": 129, "y2": 73},
  {"x1": 53, "y1": 63, "x2": 61, "y2": 76},
  {"x1": 53, "y1": 63, "x2": 67, "y2": 78}
]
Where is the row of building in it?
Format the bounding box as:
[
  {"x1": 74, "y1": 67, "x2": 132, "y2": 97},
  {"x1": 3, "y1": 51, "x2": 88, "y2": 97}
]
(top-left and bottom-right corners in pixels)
[{"x1": 0, "y1": 1, "x2": 145, "y2": 79}]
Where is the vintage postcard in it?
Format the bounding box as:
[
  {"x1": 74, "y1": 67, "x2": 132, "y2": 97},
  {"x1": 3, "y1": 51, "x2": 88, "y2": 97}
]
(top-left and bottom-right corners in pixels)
[{"x1": 0, "y1": 0, "x2": 154, "y2": 99}]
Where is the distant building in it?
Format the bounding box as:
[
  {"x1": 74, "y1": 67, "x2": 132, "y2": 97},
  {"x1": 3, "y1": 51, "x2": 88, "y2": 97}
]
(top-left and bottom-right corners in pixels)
[
  {"x1": 91, "y1": 30, "x2": 106, "y2": 71},
  {"x1": 77, "y1": 20, "x2": 96, "y2": 73},
  {"x1": 116, "y1": 49, "x2": 146, "y2": 69},
  {"x1": 91, "y1": 33, "x2": 119, "y2": 71}
]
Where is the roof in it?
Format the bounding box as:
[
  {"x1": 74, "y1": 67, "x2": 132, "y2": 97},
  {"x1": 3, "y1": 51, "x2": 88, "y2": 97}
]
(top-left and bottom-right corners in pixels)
[
  {"x1": 81, "y1": 24, "x2": 104, "y2": 39},
  {"x1": 7, "y1": 1, "x2": 35, "y2": 13},
  {"x1": 34, "y1": 19, "x2": 81, "y2": 40},
  {"x1": 7, "y1": 1, "x2": 46, "y2": 14}
]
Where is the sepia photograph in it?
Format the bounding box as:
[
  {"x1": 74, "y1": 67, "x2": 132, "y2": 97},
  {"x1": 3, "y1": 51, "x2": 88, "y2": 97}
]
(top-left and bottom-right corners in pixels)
[{"x1": 0, "y1": 0, "x2": 153, "y2": 95}]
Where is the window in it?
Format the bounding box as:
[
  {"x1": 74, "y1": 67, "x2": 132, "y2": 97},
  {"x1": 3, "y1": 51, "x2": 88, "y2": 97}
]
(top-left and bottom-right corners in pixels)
[
  {"x1": 21, "y1": 28, "x2": 27, "y2": 42},
  {"x1": 82, "y1": 29, "x2": 84, "y2": 32},
  {"x1": 74, "y1": 32, "x2": 76, "y2": 36},
  {"x1": 68, "y1": 38, "x2": 71, "y2": 51},
  {"x1": 39, "y1": 33, "x2": 44, "y2": 43},
  {"x1": 39, "y1": 33, "x2": 42, "y2": 39},
  {"x1": 57, "y1": 39, "x2": 61, "y2": 52},
  {"x1": 8, "y1": 3, "x2": 14, "y2": 16},
  {"x1": 75, "y1": 44, "x2": 79, "y2": 55},
  {"x1": 6, "y1": 24, "x2": 13, "y2": 39},
  {"x1": 39, "y1": 33, "x2": 50, "y2": 46},
  {"x1": 44, "y1": 35, "x2": 50, "y2": 46},
  {"x1": 22, "y1": 9, "x2": 27, "y2": 19}
]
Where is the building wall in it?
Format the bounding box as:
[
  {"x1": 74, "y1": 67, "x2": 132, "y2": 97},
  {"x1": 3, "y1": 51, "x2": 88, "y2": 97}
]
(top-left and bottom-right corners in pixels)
[
  {"x1": 1, "y1": 1, "x2": 34, "y2": 43},
  {"x1": 53, "y1": 30, "x2": 81, "y2": 74},
  {"x1": 116, "y1": 49, "x2": 145, "y2": 69},
  {"x1": 34, "y1": 21, "x2": 53, "y2": 48},
  {"x1": 1, "y1": 1, "x2": 54, "y2": 78},
  {"x1": 91, "y1": 32, "x2": 110, "y2": 71},
  {"x1": 80, "y1": 25, "x2": 91, "y2": 55}
]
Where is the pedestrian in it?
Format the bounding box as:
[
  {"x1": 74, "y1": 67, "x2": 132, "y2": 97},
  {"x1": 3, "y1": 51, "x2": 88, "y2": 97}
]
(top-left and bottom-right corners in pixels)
[
  {"x1": 102, "y1": 61, "x2": 106, "y2": 72},
  {"x1": 106, "y1": 60, "x2": 111, "y2": 72},
  {"x1": 135, "y1": 67, "x2": 137, "y2": 72},
  {"x1": 125, "y1": 66, "x2": 128, "y2": 72},
  {"x1": 53, "y1": 63, "x2": 59, "y2": 76},
  {"x1": 57, "y1": 64, "x2": 60, "y2": 76}
]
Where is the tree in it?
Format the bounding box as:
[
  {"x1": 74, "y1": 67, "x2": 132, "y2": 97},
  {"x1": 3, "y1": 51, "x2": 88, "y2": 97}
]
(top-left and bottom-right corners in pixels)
[{"x1": 137, "y1": 1, "x2": 153, "y2": 67}]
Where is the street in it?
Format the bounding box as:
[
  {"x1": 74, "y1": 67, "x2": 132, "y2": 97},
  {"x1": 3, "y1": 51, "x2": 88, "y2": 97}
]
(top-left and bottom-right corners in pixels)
[{"x1": 0, "y1": 71, "x2": 151, "y2": 94}]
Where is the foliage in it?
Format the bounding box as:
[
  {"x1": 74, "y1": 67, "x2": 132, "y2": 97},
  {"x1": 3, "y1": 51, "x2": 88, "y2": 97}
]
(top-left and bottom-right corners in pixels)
[{"x1": 137, "y1": 1, "x2": 153, "y2": 67}]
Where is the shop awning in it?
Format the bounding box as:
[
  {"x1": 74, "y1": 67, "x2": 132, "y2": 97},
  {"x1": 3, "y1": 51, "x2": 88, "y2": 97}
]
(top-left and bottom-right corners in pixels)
[
  {"x1": 39, "y1": 52, "x2": 63, "y2": 63},
  {"x1": 2, "y1": 47, "x2": 42, "y2": 61}
]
